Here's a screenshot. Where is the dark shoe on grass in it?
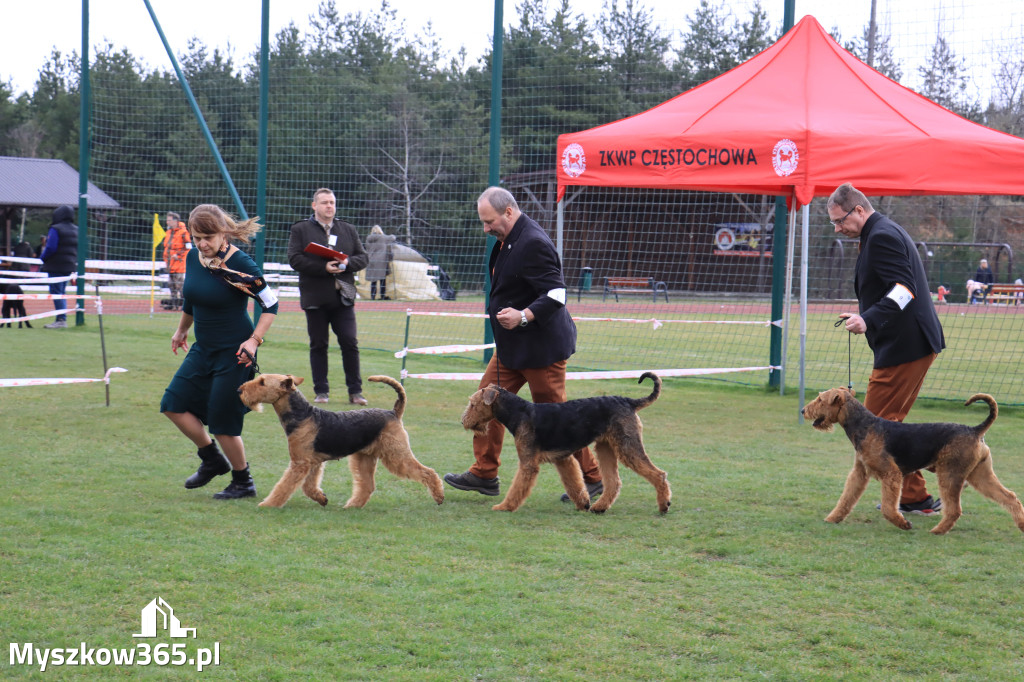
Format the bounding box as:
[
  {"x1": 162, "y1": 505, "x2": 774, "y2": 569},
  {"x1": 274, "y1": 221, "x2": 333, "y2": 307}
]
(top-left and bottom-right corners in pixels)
[
  {"x1": 561, "y1": 480, "x2": 604, "y2": 502},
  {"x1": 877, "y1": 495, "x2": 942, "y2": 516},
  {"x1": 213, "y1": 466, "x2": 256, "y2": 500},
  {"x1": 443, "y1": 471, "x2": 499, "y2": 496},
  {"x1": 185, "y1": 442, "x2": 231, "y2": 489}
]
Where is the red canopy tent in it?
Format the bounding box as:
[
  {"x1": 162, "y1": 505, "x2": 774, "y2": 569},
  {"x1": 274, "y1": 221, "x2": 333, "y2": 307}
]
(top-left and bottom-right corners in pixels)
[
  {"x1": 554, "y1": 15, "x2": 1024, "y2": 407},
  {"x1": 556, "y1": 15, "x2": 1024, "y2": 207}
]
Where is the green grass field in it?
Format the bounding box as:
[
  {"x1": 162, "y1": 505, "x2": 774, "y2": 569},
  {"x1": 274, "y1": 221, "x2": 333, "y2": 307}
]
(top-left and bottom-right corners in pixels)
[{"x1": 2, "y1": 319, "x2": 1024, "y2": 680}]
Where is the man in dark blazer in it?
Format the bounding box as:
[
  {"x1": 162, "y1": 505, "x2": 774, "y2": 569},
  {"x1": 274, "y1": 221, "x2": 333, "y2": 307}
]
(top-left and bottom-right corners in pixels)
[
  {"x1": 444, "y1": 187, "x2": 603, "y2": 499},
  {"x1": 829, "y1": 182, "x2": 946, "y2": 516},
  {"x1": 288, "y1": 188, "x2": 370, "y2": 405}
]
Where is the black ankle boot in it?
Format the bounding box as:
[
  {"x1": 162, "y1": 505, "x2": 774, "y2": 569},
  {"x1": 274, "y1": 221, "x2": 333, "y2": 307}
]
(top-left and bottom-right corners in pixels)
[
  {"x1": 213, "y1": 466, "x2": 256, "y2": 500},
  {"x1": 184, "y1": 442, "x2": 232, "y2": 489}
]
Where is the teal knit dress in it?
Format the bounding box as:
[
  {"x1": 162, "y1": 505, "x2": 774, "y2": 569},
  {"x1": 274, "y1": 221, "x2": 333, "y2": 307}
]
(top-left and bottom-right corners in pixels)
[{"x1": 160, "y1": 248, "x2": 279, "y2": 435}]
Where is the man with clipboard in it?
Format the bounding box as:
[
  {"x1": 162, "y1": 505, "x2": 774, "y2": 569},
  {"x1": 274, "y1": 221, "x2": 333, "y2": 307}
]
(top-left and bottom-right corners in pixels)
[{"x1": 288, "y1": 188, "x2": 370, "y2": 405}]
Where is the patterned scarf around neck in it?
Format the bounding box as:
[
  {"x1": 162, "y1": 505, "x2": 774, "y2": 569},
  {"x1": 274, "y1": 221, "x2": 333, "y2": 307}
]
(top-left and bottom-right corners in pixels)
[{"x1": 200, "y1": 245, "x2": 277, "y2": 309}]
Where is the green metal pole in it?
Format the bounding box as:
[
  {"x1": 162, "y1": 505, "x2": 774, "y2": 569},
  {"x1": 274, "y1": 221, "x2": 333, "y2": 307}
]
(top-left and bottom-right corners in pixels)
[
  {"x1": 75, "y1": 0, "x2": 90, "y2": 327},
  {"x1": 142, "y1": 0, "x2": 248, "y2": 220},
  {"x1": 482, "y1": 0, "x2": 503, "y2": 364},
  {"x1": 768, "y1": 0, "x2": 797, "y2": 389},
  {"x1": 252, "y1": 0, "x2": 270, "y2": 323}
]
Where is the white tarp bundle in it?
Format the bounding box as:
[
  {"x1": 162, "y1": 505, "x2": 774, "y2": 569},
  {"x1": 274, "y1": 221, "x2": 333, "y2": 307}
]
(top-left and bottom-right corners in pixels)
[{"x1": 356, "y1": 242, "x2": 441, "y2": 301}]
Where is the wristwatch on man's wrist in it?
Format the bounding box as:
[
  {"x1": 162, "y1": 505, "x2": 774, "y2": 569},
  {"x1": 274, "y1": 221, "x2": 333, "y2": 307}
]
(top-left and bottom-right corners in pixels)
[{"x1": 519, "y1": 310, "x2": 529, "y2": 327}]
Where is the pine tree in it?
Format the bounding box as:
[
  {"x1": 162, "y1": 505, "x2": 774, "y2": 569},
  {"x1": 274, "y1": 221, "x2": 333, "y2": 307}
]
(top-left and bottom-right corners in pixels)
[{"x1": 918, "y1": 32, "x2": 981, "y2": 120}]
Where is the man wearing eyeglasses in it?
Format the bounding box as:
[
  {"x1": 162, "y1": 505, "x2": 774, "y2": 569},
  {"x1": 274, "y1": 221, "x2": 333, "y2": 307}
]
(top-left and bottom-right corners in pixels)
[{"x1": 828, "y1": 182, "x2": 946, "y2": 518}]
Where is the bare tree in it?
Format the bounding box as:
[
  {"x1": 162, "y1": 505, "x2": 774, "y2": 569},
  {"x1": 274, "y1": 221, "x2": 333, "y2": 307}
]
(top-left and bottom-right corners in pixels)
[
  {"x1": 364, "y1": 106, "x2": 443, "y2": 246},
  {"x1": 988, "y1": 37, "x2": 1024, "y2": 136}
]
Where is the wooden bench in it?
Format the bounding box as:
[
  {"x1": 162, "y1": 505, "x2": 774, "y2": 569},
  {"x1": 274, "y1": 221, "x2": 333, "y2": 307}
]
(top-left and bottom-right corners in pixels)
[
  {"x1": 985, "y1": 283, "x2": 1024, "y2": 305},
  {"x1": 602, "y1": 276, "x2": 668, "y2": 303}
]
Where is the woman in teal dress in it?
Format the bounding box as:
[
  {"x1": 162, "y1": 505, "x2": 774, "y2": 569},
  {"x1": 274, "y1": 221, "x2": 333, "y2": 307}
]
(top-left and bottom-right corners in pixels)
[{"x1": 161, "y1": 204, "x2": 278, "y2": 500}]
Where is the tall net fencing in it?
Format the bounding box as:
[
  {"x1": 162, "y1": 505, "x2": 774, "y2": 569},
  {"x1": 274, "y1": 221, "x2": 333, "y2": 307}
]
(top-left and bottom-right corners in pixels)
[{"x1": 8, "y1": 0, "x2": 1023, "y2": 403}]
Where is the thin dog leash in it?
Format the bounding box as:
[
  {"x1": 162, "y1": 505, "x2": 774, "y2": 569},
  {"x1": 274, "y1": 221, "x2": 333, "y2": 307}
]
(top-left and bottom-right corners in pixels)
[
  {"x1": 238, "y1": 347, "x2": 261, "y2": 375},
  {"x1": 834, "y1": 316, "x2": 853, "y2": 391},
  {"x1": 834, "y1": 316, "x2": 858, "y2": 469}
]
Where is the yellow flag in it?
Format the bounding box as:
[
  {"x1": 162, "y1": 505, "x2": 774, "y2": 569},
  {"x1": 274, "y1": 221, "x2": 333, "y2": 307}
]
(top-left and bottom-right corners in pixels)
[{"x1": 152, "y1": 213, "x2": 166, "y2": 248}]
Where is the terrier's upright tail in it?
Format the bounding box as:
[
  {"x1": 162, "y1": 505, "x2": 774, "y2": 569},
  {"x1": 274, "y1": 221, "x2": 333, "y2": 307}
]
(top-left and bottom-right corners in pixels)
[{"x1": 368, "y1": 375, "x2": 407, "y2": 419}]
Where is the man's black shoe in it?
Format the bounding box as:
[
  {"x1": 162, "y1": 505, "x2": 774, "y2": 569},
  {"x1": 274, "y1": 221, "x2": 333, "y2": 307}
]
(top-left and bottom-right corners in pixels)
[
  {"x1": 561, "y1": 480, "x2": 604, "y2": 503},
  {"x1": 443, "y1": 471, "x2": 500, "y2": 496}
]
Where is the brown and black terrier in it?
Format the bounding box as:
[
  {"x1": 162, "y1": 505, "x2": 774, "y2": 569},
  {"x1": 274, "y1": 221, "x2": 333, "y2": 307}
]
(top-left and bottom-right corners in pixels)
[
  {"x1": 803, "y1": 387, "x2": 1024, "y2": 534},
  {"x1": 1, "y1": 283, "x2": 32, "y2": 328},
  {"x1": 461, "y1": 372, "x2": 671, "y2": 514},
  {"x1": 238, "y1": 373, "x2": 444, "y2": 509}
]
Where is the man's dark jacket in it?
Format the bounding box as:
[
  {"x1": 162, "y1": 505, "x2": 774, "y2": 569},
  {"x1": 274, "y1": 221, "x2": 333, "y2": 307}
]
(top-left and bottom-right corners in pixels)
[
  {"x1": 288, "y1": 217, "x2": 369, "y2": 309},
  {"x1": 488, "y1": 212, "x2": 576, "y2": 369},
  {"x1": 855, "y1": 212, "x2": 945, "y2": 369},
  {"x1": 40, "y1": 205, "x2": 79, "y2": 275}
]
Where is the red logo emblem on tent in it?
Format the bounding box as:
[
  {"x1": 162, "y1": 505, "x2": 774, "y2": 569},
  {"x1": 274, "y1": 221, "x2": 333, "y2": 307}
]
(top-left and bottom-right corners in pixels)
[
  {"x1": 772, "y1": 139, "x2": 799, "y2": 177},
  {"x1": 562, "y1": 143, "x2": 586, "y2": 178}
]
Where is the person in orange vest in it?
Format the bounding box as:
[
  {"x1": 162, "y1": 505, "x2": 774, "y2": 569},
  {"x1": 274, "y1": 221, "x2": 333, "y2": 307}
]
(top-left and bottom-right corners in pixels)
[{"x1": 163, "y1": 211, "x2": 192, "y2": 310}]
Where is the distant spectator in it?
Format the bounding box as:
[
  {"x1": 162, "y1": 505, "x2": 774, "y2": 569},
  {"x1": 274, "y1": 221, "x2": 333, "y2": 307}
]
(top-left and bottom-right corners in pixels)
[
  {"x1": 971, "y1": 258, "x2": 994, "y2": 303},
  {"x1": 39, "y1": 205, "x2": 79, "y2": 329},
  {"x1": 162, "y1": 211, "x2": 192, "y2": 310},
  {"x1": 365, "y1": 224, "x2": 396, "y2": 300},
  {"x1": 11, "y1": 239, "x2": 34, "y2": 271}
]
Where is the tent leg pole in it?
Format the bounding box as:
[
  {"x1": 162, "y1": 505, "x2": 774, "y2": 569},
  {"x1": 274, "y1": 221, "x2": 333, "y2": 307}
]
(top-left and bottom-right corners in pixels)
[
  {"x1": 780, "y1": 205, "x2": 797, "y2": 397},
  {"x1": 798, "y1": 204, "x2": 809, "y2": 423}
]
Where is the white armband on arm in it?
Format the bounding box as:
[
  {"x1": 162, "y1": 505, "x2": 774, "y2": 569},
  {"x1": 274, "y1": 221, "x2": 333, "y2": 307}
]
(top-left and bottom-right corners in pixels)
[
  {"x1": 885, "y1": 283, "x2": 914, "y2": 310},
  {"x1": 546, "y1": 287, "x2": 566, "y2": 304},
  {"x1": 258, "y1": 285, "x2": 279, "y2": 308}
]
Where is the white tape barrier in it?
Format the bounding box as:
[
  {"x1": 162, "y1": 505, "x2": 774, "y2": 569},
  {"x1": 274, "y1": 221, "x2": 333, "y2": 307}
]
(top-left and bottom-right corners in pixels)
[
  {"x1": 0, "y1": 293, "x2": 98, "y2": 300},
  {"x1": 0, "y1": 367, "x2": 128, "y2": 388},
  {"x1": 572, "y1": 316, "x2": 777, "y2": 329},
  {"x1": 395, "y1": 342, "x2": 495, "y2": 358},
  {"x1": 406, "y1": 310, "x2": 488, "y2": 319},
  {"x1": 401, "y1": 365, "x2": 780, "y2": 381},
  {"x1": 0, "y1": 307, "x2": 87, "y2": 324},
  {"x1": 404, "y1": 309, "x2": 774, "y2": 329},
  {"x1": 0, "y1": 273, "x2": 76, "y2": 285},
  {"x1": 0, "y1": 291, "x2": 92, "y2": 324}
]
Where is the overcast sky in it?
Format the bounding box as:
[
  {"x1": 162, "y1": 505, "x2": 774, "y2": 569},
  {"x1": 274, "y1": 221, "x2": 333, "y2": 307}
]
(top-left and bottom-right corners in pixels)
[{"x1": 2, "y1": 1, "x2": 1021, "y2": 100}]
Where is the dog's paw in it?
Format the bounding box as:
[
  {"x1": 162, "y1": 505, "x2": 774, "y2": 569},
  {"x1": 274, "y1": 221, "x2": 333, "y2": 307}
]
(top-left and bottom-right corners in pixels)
[{"x1": 890, "y1": 511, "x2": 913, "y2": 530}]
